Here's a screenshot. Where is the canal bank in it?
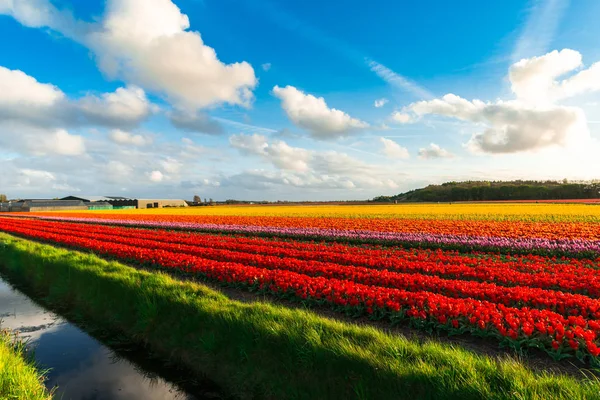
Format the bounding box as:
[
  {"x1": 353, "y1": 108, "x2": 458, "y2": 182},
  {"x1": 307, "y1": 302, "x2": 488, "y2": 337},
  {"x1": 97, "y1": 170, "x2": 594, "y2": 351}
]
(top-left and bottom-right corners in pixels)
[{"x1": 0, "y1": 278, "x2": 222, "y2": 399}]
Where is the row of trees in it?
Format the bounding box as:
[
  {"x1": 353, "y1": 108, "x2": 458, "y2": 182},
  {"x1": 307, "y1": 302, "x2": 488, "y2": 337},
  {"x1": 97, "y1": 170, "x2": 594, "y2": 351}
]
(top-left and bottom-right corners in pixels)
[
  {"x1": 373, "y1": 181, "x2": 600, "y2": 203},
  {"x1": 192, "y1": 195, "x2": 214, "y2": 205}
]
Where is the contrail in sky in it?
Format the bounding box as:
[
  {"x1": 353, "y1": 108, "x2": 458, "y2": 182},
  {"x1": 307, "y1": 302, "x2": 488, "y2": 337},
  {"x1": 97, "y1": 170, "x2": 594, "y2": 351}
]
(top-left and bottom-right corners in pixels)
[
  {"x1": 242, "y1": 0, "x2": 432, "y2": 100},
  {"x1": 511, "y1": 0, "x2": 569, "y2": 62}
]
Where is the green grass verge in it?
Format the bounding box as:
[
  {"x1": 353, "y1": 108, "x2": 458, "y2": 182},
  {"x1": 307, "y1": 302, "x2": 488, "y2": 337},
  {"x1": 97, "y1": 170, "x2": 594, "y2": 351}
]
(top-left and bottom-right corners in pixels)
[
  {"x1": 1, "y1": 233, "x2": 600, "y2": 400},
  {"x1": 0, "y1": 328, "x2": 52, "y2": 400}
]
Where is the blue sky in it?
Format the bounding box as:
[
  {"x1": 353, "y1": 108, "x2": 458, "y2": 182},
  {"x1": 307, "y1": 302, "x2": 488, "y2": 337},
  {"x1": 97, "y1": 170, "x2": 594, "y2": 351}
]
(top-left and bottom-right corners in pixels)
[{"x1": 1, "y1": 0, "x2": 600, "y2": 201}]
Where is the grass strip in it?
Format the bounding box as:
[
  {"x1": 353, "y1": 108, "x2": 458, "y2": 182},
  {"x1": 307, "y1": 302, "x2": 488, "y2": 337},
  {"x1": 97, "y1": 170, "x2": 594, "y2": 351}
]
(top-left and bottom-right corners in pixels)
[
  {"x1": 1, "y1": 233, "x2": 600, "y2": 400},
  {"x1": 0, "y1": 327, "x2": 53, "y2": 400}
]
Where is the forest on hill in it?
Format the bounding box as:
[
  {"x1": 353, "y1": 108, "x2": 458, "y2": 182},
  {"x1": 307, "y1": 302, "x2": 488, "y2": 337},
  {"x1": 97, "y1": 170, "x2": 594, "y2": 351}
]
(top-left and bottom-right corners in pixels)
[{"x1": 372, "y1": 180, "x2": 600, "y2": 203}]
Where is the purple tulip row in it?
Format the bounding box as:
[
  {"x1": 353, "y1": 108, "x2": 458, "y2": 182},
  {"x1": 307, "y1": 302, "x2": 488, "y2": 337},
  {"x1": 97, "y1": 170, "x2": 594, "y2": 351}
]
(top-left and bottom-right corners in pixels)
[{"x1": 15, "y1": 215, "x2": 600, "y2": 257}]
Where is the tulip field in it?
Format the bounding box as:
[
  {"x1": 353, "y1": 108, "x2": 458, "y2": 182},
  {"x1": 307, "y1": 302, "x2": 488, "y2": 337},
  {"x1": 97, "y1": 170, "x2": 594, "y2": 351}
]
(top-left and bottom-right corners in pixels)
[{"x1": 3, "y1": 203, "x2": 600, "y2": 367}]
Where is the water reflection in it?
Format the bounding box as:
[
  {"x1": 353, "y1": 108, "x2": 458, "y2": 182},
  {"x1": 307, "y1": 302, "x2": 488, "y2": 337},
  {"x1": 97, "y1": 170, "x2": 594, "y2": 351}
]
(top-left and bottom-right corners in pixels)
[{"x1": 0, "y1": 278, "x2": 221, "y2": 399}]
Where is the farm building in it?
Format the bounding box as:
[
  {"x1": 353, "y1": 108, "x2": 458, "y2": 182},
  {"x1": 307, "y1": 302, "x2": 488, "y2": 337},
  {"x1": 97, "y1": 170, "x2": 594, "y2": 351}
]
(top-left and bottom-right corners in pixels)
[
  {"x1": 61, "y1": 196, "x2": 187, "y2": 209},
  {"x1": 2, "y1": 199, "x2": 89, "y2": 212}
]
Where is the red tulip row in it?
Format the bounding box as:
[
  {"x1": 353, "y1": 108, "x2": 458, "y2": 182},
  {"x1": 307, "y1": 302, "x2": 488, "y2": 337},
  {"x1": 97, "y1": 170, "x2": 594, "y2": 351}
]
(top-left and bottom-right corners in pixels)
[
  {"x1": 15, "y1": 220, "x2": 600, "y2": 320},
  {"x1": 5, "y1": 218, "x2": 600, "y2": 300},
  {"x1": 2, "y1": 219, "x2": 600, "y2": 362},
  {"x1": 5, "y1": 217, "x2": 600, "y2": 280},
  {"x1": 12, "y1": 216, "x2": 600, "y2": 272}
]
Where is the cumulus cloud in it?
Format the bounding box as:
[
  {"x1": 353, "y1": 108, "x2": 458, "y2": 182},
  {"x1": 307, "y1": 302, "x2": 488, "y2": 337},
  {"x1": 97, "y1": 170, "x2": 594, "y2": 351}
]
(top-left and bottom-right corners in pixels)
[
  {"x1": 418, "y1": 143, "x2": 453, "y2": 159},
  {"x1": 464, "y1": 103, "x2": 587, "y2": 154},
  {"x1": 108, "y1": 129, "x2": 152, "y2": 146},
  {"x1": 272, "y1": 85, "x2": 369, "y2": 139},
  {"x1": 0, "y1": 65, "x2": 63, "y2": 107},
  {"x1": 229, "y1": 133, "x2": 310, "y2": 171},
  {"x1": 88, "y1": 0, "x2": 258, "y2": 109},
  {"x1": 390, "y1": 111, "x2": 412, "y2": 124},
  {"x1": 2, "y1": 0, "x2": 258, "y2": 110},
  {"x1": 148, "y1": 170, "x2": 164, "y2": 182},
  {"x1": 229, "y1": 133, "x2": 400, "y2": 190},
  {"x1": 0, "y1": 66, "x2": 65, "y2": 125},
  {"x1": 0, "y1": 66, "x2": 153, "y2": 128},
  {"x1": 391, "y1": 49, "x2": 600, "y2": 154},
  {"x1": 19, "y1": 168, "x2": 56, "y2": 185},
  {"x1": 106, "y1": 160, "x2": 134, "y2": 181},
  {"x1": 45, "y1": 129, "x2": 86, "y2": 156},
  {"x1": 78, "y1": 86, "x2": 154, "y2": 127},
  {"x1": 0, "y1": 122, "x2": 86, "y2": 156},
  {"x1": 401, "y1": 94, "x2": 589, "y2": 154},
  {"x1": 380, "y1": 137, "x2": 409, "y2": 159},
  {"x1": 0, "y1": 0, "x2": 90, "y2": 39},
  {"x1": 510, "y1": 49, "x2": 600, "y2": 104},
  {"x1": 168, "y1": 110, "x2": 224, "y2": 135},
  {"x1": 159, "y1": 157, "x2": 183, "y2": 174},
  {"x1": 374, "y1": 98, "x2": 388, "y2": 108}
]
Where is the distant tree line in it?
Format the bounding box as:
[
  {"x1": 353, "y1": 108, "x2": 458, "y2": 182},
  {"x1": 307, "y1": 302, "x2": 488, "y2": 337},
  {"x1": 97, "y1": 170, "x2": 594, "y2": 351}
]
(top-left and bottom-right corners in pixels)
[{"x1": 372, "y1": 180, "x2": 600, "y2": 203}]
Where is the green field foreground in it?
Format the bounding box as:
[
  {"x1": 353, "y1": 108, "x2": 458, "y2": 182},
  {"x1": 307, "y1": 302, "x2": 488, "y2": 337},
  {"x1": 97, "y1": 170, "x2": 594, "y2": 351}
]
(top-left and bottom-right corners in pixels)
[
  {"x1": 0, "y1": 327, "x2": 52, "y2": 400},
  {"x1": 1, "y1": 233, "x2": 600, "y2": 399}
]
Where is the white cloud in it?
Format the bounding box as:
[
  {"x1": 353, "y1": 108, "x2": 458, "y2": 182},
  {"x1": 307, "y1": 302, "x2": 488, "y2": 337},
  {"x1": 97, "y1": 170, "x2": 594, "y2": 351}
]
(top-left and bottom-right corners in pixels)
[
  {"x1": 2, "y1": 0, "x2": 258, "y2": 110},
  {"x1": 229, "y1": 133, "x2": 310, "y2": 171},
  {"x1": 159, "y1": 157, "x2": 182, "y2": 174},
  {"x1": 108, "y1": 129, "x2": 152, "y2": 146},
  {"x1": 47, "y1": 129, "x2": 86, "y2": 156},
  {"x1": 0, "y1": 65, "x2": 63, "y2": 107},
  {"x1": 465, "y1": 103, "x2": 587, "y2": 154},
  {"x1": 380, "y1": 137, "x2": 409, "y2": 159},
  {"x1": 374, "y1": 98, "x2": 388, "y2": 108},
  {"x1": 393, "y1": 49, "x2": 600, "y2": 154},
  {"x1": 262, "y1": 63, "x2": 272, "y2": 71},
  {"x1": 19, "y1": 168, "x2": 56, "y2": 185},
  {"x1": 229, "y1": 133, "x2": 401, "y2": 190},
  {"x1": 510, "y1": 49, "x2": 600, "y2": 104},
  {"x1": 418, "y1": 143, "x2": 453, "y2": 159},
  {"x1": 229, "y1": 133, "x2": 268, "y2": 155},
  {"x1": 0, "y1": 122, "x2": 86, "y2": 156},
  {"x1": 0, "y1": 66, "x2": 153, "y2": 128},
  {"x1": 148, "y1": 170, "x2": 164, "y2": 182},
  {"x1": 106, "y1": 160, "x2": 134, "y2": 181},
  {"x1": 390, "y1": 111, "x2": 412, "y2": 124},
  {"x1": 0, "y1": 0, "x2": 89, "y2": 40},
  {"x1": 88, "y1": 0, "x2": 257, "y2": 109},
  {"x1": 0, "y1": 66, "x2": 65, "y2": 125},
  {"x1": 78, "y1": 86, "x2": 153, "y2": 127},
  {"x1": 272, "y1": 85, "x2": 369, "y2": 139}
]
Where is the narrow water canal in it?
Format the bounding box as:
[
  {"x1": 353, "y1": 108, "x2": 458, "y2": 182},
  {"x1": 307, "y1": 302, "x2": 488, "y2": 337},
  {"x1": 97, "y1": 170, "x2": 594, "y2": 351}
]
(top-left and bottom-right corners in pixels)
[{"x1": 0, "y1": 277, "x2": 223, "y2": 399}]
